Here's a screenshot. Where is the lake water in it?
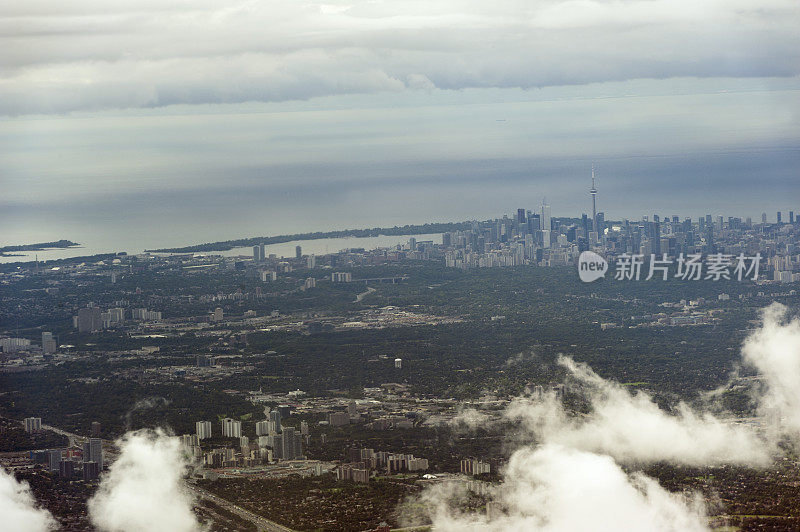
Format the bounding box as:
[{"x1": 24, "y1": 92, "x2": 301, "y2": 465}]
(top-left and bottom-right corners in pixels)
[{"x1": 0, "y1": 234, "x2": 443, "y2": 264}]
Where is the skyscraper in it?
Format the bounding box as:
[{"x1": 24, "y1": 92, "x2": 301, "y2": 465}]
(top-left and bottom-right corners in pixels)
[
  {"x1": 541, "y1": 201, "x2": 551, "y2": 232},
  {"x1": 295, "y1": 246, "x2": 302, "y2": 259},
  {"x1": 589, "y1": 166, "x2": 598, "y2": 236},
  {"x1": 269, "y1": 409, "x2": 282, "y2": 431},
  {"x1": 48, "y1": 449, "x2": 62, "y2": 472},
  {"x1": 282, "y1": 426, "x2": 296, "y2": 460},
  {"x1": 42, "y1": 332, "x2": 56, "y2": 354},
  {"x1": 83, "y1": 438, "x2": 103, "y2": 470}
]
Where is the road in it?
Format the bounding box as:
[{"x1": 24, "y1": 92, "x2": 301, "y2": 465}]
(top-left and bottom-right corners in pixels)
[
  {"x1": 38, "y1": 422, "x2": 290, "y2": 530},
  {"x1": 187, "y1": 482, "x2": 294, "y2": 532}
]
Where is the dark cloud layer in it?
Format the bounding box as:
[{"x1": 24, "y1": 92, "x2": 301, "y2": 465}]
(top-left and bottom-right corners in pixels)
[{"x1": 1, "y1": 0, "x2": 799, "y2": 114}]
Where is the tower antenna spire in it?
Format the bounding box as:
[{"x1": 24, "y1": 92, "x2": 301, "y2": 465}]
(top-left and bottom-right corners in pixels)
[{"x1": 590, "y1": 165, "x2": 598, "y2": 243}]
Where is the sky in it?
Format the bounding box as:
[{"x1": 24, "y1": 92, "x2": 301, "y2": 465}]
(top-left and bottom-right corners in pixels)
[{"x1": 1, "y1": 0, "x2": 799, "y2": 249}]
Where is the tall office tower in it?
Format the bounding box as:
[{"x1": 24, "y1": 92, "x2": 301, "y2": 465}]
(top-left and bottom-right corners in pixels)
[
  {"x1": 82, "y1": 461, "x2": 99, "y2": 481},
  {"x1": 307, "y1": 254, "x2": 316, "y2": 269},
  {"x1": 48, "y1": 449, "x2": 63, "y2": 472},
  {"x1": 253, "y1": 245, "x2": 262, "y2": 262},
  {"x1": 295, "y1": 245, "x2": 302, "y2": 259},
  {"x1": 91, "y1": 421, "x2": 102, "y2": 437},
  {"x1": 589, "y1": 166, "x2": 598, "y2": 235},
  {"x1": 59, "y1": 459, "x2": 75, "y2": 479},
  {"x1": 196, "y1": 420, "x2": 212, "y2": 440},
  {"x1": 282, "y1": 426, "x2": 296, "y2": 460},
  {"x1": 294, "y1": 432, "x2": 303, "y2": 458},
  {"x1": 24, "y1": 417, "x2": 42, "y2": 433},
  {"x1": 300, "y1": 421, "x2": 309, "y2": 436},
  {"x1": 272, "y1": 433, "x2": 284, "y2": 459},
  {"x1": 596, "y1": 212, "x2": 605, "y2": 236},
  {"x1": 705, "y1": 214, "x2": 712, "y2": 228},
  {"x1": 762, "y1": 212, "x2": 767, "y2": 223},
  {"x1": 83, "y1": 438, "x2": 103, "y2": 470},
  {"x1": 517, "y1": 208, "x2": 526, "y2": 225},
  {"x1": 648, "y1": 222, "x2": 661, "y2": 254},
  {"x1": 790, "y1": 211, "x2": 795, "y2": 224},
  {"x1": 269, "y1": 409, "x2": 282, "y2": 429},
  {"x1": 777, "y1": 211, "x2": 782, "y2": 224},
  {"x1": 41, "y1": 332, "x2": 56, "y2": 354},
  {"x1": 541, "y1": 201, "x2": 551, "y2": 232},
  {"x1": 260, "y1": 243, "x2": 266, "y2": 260},
  {"x1": 255, "y1": 420, "x2": 270, "y2": 436},
  {"x1": 716, "y1": 215, "x2": 723, "y2": 231},
  {"x1": 746, "y1": 217, "x2": 752, "y2": 227},
  {"x1": 527, "y1": 213, "x2": 541, "y2": 233}
]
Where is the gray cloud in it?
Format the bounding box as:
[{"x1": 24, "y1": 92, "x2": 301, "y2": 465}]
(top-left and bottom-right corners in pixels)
[{"x1": 1, "y1": 0, "x2": 798, "y2": 114}]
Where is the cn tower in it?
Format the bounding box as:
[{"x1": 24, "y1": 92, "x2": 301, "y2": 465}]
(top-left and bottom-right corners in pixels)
[{"x1": 590, "y1": 165, "x2": 598, "y2": 238}]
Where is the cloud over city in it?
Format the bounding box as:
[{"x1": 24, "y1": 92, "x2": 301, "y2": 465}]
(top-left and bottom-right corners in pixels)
[
  {"x1": 87, "y1": 429, "x2": 201, "y2": 532},
  {"x1": 412, "y1": 303, "x2": 800, "y2": 530}
]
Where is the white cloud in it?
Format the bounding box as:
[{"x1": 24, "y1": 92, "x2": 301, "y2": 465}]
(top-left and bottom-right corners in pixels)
[
  {"x1": 1, "y1": 0, "x2": 798, "y2": 114},
  {"x1": 421, "y1": 444, "x2": 708, "y2": 532},
  {"x1": 0, "y1": 467, "x2": 57, "y2": 532},
  {"x1": 88, "y1": 429, "x2": 202, "y2": 532},
  {"x1": 506, "y1": 355, "x2": 773, "y2": 466},
  {"x1": 742, "y1": 303, "x2": 800, "y2": 440}
]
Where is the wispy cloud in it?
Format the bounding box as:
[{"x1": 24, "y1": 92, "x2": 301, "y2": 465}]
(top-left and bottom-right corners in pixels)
[
  {"x1": 413, "y1": 304, "x2": 800, "y2": 530},
  {"x1": 506, "y1": 355, "x2": 773, "y2": 466}
]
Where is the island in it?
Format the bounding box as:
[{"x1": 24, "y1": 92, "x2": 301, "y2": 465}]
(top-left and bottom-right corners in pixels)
[{"x1": 0, "y1": 240, "x2": 79, "y2": 256}]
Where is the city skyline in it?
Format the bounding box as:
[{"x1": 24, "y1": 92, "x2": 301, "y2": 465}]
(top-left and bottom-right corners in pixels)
[{"x1": 2, "y1": 2, "x2": 799, "y2": 251}]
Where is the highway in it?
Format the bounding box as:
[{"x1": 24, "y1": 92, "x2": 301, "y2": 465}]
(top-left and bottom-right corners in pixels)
[
  {"x1": 187, "y1": 481, "x2": 294, "y2": 532},
  {"x1": 40, "y1": 422, "x2": 287, "y2": 530}
]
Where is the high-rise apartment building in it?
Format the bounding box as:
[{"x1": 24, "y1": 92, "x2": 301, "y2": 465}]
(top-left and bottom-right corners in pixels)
[
  {"x1": 24, "y1": 417, "x2": 42, "y2": 433},
  {"x1": 221, "y1": 418, "x2": 242, "y2": 438},
  {"x1": 196, "y1": 420, "x2": 212, "y2": 440}
]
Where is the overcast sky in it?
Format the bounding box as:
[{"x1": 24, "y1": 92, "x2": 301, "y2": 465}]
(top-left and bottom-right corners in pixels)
[{"x1": 1, "y1": 0, "x2": 799, "y2": 247}]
